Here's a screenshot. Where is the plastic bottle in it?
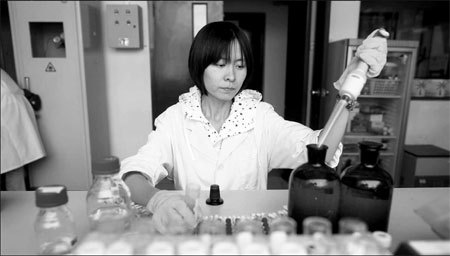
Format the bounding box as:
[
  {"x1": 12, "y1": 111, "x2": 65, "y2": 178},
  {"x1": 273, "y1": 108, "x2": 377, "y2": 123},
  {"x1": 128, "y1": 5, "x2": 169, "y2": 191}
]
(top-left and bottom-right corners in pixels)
[
  {"x1": 34, "y1": 185, "x2": 77, "y2": 255},
  {"x1": 287, "y1": 144, "x2": 341, "y2": 234},
  {"x1": 339, "y1": 141, "x2": 393, "y2": 232},
  {"x1": 86, "y1": 156, "x2": 132, "y2": 233}
]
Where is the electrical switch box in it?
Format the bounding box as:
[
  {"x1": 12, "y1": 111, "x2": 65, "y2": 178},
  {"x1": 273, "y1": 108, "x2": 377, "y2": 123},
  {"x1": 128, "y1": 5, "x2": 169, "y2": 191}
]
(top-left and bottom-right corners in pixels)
[{"x1": 106, "y1": 4, "x2": 142, "y2": 49}]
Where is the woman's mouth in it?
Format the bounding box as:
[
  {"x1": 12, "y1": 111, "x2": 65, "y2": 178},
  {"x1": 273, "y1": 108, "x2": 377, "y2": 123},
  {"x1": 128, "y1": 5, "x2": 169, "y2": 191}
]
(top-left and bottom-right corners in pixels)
[{"x1": 220, "y1": 87, "x2": 235, "y2": 92}]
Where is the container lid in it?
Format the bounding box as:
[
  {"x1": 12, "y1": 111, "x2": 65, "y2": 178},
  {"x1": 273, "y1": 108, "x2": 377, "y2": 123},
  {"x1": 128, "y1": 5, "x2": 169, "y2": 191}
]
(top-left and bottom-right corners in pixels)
[
  {"x1": 35, "y1": 185, "x2": 68, "y2": 208},
  {"x1": 358, "y1": 141, "x2": 383, "y2": 151},
  {"x1": 306, "y1": 144, "x2": 328, "y2": 164},
  {"x1": 92, "y1": 156, "x2": 120, "y2": 175},
  {"x1": 404, "y1": 144, "x2": 450, "y2": 157}
]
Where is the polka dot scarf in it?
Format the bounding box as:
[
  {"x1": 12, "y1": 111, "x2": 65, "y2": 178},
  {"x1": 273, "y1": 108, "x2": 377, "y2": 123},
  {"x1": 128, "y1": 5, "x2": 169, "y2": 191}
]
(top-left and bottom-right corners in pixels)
[{"x1": 179, "y1": 86, "x2": 262, "y2": 145}]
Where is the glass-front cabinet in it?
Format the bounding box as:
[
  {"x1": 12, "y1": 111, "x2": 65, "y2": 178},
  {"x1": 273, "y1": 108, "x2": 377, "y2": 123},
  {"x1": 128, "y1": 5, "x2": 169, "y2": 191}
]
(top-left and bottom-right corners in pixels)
[{"x1": 324, "y1": 39, "x2": 419, "y2": 186}]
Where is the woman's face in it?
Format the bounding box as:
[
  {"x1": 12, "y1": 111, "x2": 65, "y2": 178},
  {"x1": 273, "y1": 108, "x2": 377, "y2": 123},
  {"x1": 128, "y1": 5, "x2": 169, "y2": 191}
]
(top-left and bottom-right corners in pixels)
[{"x1": 203, "y1": 40, "x2": 247, "y2": 102}]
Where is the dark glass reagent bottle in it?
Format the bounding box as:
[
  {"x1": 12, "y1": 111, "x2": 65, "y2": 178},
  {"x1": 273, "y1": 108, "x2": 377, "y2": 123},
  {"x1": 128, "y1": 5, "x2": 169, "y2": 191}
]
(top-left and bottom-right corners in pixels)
[
  {"x1": 288, "y1": 144, "x2": 340, "y2": 234},
  {"x1": 339, "y1": 141, "x2": 394, "y2": 232}
]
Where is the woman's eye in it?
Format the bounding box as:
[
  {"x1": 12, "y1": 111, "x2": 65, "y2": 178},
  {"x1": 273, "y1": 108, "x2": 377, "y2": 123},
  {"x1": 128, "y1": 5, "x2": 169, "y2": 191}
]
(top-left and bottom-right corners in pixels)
[
  {"x1": 236, "y1": 64, "x2": 246, "y2": 69},
  {"x1": 215, "y1": 60, "x2": 226, "y2": 67}
]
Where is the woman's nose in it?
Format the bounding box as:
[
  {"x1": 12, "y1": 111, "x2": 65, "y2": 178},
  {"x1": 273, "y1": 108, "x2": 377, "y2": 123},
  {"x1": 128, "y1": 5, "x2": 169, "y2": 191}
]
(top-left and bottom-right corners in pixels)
[{"x1": 224, "y1": 66, "x2": 236, "y2": 82}]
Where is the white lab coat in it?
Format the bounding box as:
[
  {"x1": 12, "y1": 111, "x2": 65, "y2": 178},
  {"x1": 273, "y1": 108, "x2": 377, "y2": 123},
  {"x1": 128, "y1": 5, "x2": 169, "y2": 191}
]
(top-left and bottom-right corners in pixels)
[
  {"x1": 1, "y1": 69, "x2": 45, "y2": 174},
  {"x1": 119, "y1": 87, "x2": 342, "y2": 190}
]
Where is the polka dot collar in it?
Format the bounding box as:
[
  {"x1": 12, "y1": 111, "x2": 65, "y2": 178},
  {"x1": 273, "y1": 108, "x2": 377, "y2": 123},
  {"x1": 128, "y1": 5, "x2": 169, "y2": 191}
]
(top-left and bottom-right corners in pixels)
[{"x1": 179, "y1": 86, "x2": 262, "y2": 145}]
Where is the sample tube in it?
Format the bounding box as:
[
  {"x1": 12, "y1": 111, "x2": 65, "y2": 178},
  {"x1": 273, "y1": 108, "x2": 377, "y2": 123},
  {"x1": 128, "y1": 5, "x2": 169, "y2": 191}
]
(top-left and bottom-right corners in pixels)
[
  {"x1": 303, "y1": 216, "x2": 332, "y2": 236},
  {"x1": 270, "y1": 216, "x2": 297, "y2": 235},
  {"x1": 339, "y1": 217, "x2": 368, "y2": 235},
  {"x1": 198, "y1": 219, "x2": 226, "y2": 236}
]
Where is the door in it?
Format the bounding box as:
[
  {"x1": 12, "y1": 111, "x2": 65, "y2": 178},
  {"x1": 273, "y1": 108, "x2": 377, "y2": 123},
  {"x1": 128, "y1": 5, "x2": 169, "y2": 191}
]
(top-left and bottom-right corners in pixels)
[
  {"x1": 309, "y1": 1, "x2": 331, "y2": 129},
  {"x1": 9, "y1": 1, "x2": 91, "y2": 190},
  {"x1": 224, "y1": 12, "x2": 265, "y2": 94},
  {"x1": 151, "y1": 1, "x2": 223, "y2": 124}
]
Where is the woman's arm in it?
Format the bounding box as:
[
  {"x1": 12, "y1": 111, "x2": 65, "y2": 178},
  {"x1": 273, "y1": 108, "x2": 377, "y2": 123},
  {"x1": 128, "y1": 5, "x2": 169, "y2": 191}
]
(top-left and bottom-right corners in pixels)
[
  {"x1": 318, "y1": 102, "x2": 350, "y2": 163},
  {"x1": 123, "y1": 172, "x2": 160, "y2": 206},
  {"x1": 118, "y1": 108, "x2": 176, "y2": 205}
]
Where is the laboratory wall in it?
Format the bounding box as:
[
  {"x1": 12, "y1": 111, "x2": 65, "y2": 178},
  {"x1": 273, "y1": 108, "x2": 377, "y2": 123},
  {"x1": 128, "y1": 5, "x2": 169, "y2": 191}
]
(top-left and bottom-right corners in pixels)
[
  {"x1": 329, "y1": 1, "x2": 361, "y2": 42},
  {"x1": 98, "y1": 1, "x2": 153, "y2": 160},
  {"x1": 224, "y1": 0, "x2": 288, "y2": 117}
]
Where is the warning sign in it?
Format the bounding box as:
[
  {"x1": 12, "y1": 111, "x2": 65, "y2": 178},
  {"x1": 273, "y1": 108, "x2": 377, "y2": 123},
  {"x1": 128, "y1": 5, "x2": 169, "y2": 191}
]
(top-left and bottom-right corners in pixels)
[{"x1": 45, "y1": 62, "x2": 56, "y2": 72}]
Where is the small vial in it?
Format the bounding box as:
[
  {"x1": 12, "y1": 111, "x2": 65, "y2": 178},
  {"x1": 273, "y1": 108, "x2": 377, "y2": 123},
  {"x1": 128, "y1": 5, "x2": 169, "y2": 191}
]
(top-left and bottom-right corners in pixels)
[
  {"x1": 372, "y1": 231, "x2": 392, "y2": 249},
  {"x1": 145, "y1": 240, "x2": 175, "y2": 255},
  {"x1": 74, "y1": 240, "x2": 106, "y2": 255},
  {"x1": 211, "y1": 241, "x2": 239, "y2": 255},
  {"x1": 236, "y1": 231, "x2": 253, "y2": 251},
  {"x1": 303, "y1": 216, "x2": 332, "y2": 236},
  {"x1": 235, "y1": 219, "x2": 262, "y2": 235},
  {"x1": 269, "y1": 231, "x2": 287, "y2": 254},
  {"x1": 177, "y1": 239, "x2": 208, "y2": 255},
  {"x1": 105, "y1": 240, "x2": 133, "y2": 255},
  {"x1": 270, "y1": 216, "x2": 297, "y2": 235},
  {"x1": 345, "y1": 234, "x2": 384, "y2": 255},
  {"x1": 198, "y1": 219, "x2": 226, "y2": 235},
  {"x1": 339, "y1": 217, "x2": 368, "y2": 235},
  {"x1": 277, "y1": 241, "x2": 307, "y2": 255},
  {"x1": 240, "y1": 242, "x2": 270, "y2": 255}
]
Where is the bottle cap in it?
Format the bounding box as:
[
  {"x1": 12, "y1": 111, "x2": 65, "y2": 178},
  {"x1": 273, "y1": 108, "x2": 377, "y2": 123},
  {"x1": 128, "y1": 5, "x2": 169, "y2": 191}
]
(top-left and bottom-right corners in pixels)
[
  {"x1": 306, "y1": 144, "x2": 328, "y2": 165},
  {"x1": 92, "y1": 156, "x2": 120, "y2": 175},
  {"x1": 359, "y1": 141, "x2": 383, "y2": 151},
  {"x1": 35, "y1": 185, "x2": 68, "y2": 208},
  {"x1": 206, "y1": 184, "x2": 224, "y2": 205},
  {"x1": 372, "y1": 231, "x2": 392, "y2": 249}
]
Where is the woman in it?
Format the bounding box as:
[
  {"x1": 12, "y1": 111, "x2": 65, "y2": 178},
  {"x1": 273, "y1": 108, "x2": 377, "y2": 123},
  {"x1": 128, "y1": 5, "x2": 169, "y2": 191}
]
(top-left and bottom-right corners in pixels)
[{"x1": 118, "y1": 21, "x2": 388, "y2": 233}]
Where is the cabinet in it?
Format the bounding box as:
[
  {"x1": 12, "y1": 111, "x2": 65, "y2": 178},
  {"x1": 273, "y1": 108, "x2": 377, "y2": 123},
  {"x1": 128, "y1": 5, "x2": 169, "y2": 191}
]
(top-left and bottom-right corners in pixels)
[
  {"x1": 8, "y1": 2, "x2": 109, "y2": 189},
  {"x1": 323, "y1": 39, "x2": 419, "y2": 185},
  {"x1": 401, "y1": 145, "x2": 450, "y2": 187}
]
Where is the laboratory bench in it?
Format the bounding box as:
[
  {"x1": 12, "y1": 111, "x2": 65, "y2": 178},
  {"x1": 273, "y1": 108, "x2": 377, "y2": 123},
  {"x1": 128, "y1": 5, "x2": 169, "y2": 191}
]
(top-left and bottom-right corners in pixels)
[{"x1": 1, "y1": 188, "x2": 449, "y2": 255}]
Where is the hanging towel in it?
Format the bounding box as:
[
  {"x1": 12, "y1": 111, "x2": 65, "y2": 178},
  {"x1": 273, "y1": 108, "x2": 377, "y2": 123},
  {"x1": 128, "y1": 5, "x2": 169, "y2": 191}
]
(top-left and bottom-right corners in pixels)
[{"x1": 1, "y1": 69, "x2": 45, "y2": 174}]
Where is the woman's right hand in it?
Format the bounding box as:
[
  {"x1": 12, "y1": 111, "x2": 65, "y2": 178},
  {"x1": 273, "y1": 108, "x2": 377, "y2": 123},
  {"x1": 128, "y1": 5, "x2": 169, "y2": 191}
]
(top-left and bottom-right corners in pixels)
[{"x1": 147, "y1": 190, "x2": 197, "y2": 234}]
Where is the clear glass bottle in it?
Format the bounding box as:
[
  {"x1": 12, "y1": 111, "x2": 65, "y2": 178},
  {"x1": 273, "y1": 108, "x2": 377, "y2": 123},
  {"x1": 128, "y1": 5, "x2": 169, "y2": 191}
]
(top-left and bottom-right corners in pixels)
[
  {"x1": 86, "y1": 156, "x2": 132, "y2": 233},
  {"x1": 34, "y1": 185, "x2": 77, "y2": 255},
  {"x1": 288, "y1": 144, "x2": 340, "y2": 234},
  {"x1": 339, "y1": 141, "x2": 393, "y2": 232}
]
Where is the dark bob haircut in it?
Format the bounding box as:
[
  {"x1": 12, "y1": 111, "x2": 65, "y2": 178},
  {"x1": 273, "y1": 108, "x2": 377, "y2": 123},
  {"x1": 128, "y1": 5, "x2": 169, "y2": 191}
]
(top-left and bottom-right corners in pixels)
[{"x1": 188, "y1": 21, "x2": 254, "y2": 95}]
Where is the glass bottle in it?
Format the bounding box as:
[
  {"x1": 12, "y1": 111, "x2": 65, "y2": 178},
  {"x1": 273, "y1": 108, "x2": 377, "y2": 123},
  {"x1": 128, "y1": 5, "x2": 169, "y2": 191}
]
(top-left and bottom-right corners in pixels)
[
  {"x1": 86, "y1": 156, "x2": 132, "y2": 233},
  {"x1": 34, "y1": 185, "x2": 77, "y2": 255},
  {"x1": 339, "y1": 141, "x2": 393, "y2": 232},
  {"x1": 288, "y1": 144, "x2": 340, "y2": 234}
]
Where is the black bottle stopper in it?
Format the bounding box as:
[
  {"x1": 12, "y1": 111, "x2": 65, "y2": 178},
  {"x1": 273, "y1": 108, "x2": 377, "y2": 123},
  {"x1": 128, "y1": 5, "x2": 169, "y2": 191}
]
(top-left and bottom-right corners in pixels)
[{"x1": 206, "y1": 184, "x2": 224, "y2": 205}]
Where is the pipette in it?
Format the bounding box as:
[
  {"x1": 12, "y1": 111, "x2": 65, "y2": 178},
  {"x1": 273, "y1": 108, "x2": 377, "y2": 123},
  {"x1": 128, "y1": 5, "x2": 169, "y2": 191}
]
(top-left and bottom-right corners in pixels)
[{"x1": 317, "y1": 29, "x2": 389, "y2": 147}]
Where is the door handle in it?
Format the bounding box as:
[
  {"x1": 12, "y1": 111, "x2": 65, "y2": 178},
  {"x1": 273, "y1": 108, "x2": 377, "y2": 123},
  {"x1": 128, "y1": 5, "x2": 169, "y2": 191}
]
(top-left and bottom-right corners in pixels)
[
  {"x1": 23, "y1": 77, "x2": 42, "y2": 111},
  {"x1": 311, "y1": 89, "x2": 329, "y2": 97}
]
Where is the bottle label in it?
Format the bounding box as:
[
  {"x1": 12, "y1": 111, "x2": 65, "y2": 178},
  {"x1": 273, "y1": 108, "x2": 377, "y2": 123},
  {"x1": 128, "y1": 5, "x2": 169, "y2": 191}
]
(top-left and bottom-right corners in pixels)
[
  {"x1": 98, "y1": 190, "x2": 114, "y2": 199},
  {"x1": 42, "y1": 212, "x2": 61, "y2": 229},
  {"x1": 357, "y1": 180, "x2": 381, "y2": 189},
  {"x1": 308, "y1": 179, "x2": 328, "y2": 188}
]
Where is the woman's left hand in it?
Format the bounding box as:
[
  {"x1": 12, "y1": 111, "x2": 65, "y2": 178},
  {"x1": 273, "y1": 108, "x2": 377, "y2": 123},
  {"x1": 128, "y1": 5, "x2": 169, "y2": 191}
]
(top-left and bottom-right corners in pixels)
[
  {"x1": 334, "y1": 28, "x2": 389, "y2": 90},
  {"x1": 356, "y1": 29, "x2": 389, "y2": 78}
]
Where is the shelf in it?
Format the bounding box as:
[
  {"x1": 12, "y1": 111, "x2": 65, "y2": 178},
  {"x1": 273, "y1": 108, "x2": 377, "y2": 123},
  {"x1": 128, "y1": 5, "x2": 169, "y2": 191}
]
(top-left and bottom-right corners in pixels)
[
  {"x1": 411, "y1": 96, "x2": 450, "y2": 100},
  {"x1": 359, "y1": 95, "x2": 401, "y2": 99},
  {"x1": 342, "y1": 152, "x2": 395, "y2": 156},
  {"x1": 344, "y1": 133, "x2": 396, "y2": 139}
]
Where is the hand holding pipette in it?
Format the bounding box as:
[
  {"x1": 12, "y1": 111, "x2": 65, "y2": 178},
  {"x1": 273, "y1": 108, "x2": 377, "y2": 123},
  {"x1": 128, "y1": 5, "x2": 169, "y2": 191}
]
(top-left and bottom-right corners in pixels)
[{"x1": 318, "y1": 28, "x2": 389, "y2": 148}]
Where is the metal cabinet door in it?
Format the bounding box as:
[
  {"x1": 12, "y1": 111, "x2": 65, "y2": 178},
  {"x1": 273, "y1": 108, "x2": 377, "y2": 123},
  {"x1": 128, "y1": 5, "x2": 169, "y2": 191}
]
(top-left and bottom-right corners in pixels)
[{"x1": 9, "y1": 1, "x2": 91, "y2": 190}]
